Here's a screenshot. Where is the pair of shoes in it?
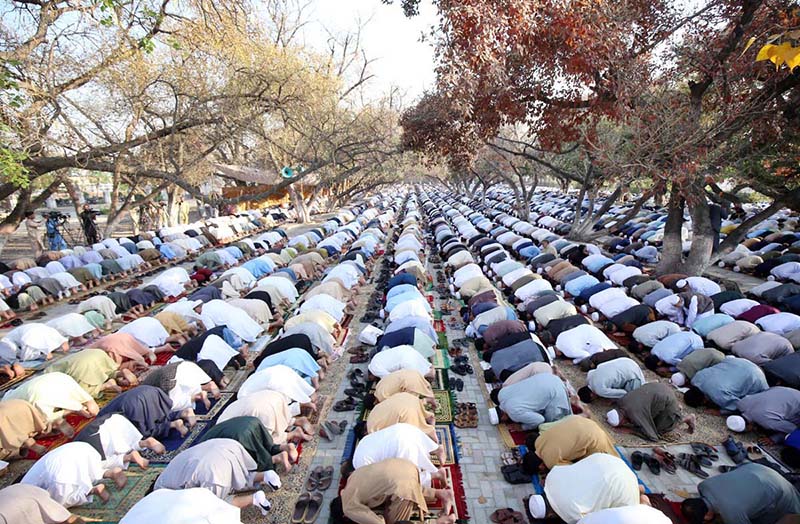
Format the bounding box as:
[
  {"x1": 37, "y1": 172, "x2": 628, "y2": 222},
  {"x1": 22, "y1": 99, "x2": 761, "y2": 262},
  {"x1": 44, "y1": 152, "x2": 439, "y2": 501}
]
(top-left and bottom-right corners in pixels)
[
  {"x1": 722, "y1": 437, "x2": 746, "y2": 464},
  {"x1": 305, "y1": 466, "x2": 334, "y2": 491},
  {"x1": 677, "y1": 453, "x2": 710, "y2": 478},
  {"x1": 630, "y1": 451, "x2": 665, "y2": 475},
  {"x1": 319, "y1": 420, "x2": 348, "y2": 441},
  {"x1": 450, "y1": 363, "x2": 473, "y2": 376},
  {"x1": 452, "y1": 377, "x2": 464, "y2": 392},
  {"x1": 291, "y1": 491, "x2": 324, "y2": 523},
  {"x1": 333, "y1": 397, "x2": 358, "y2": 412}
]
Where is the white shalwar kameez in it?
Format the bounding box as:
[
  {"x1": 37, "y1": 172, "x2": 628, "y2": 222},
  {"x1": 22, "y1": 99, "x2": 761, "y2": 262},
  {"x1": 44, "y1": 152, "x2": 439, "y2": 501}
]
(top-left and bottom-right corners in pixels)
[
  {"x1": 46, "y1": 313, "x2": 96, "y2": 338},
  {"x1": 544, "y1": 454, "x2": 640, "y2": 524},
  {"x1": 353, "y1": 423, "x2": 439, "y2": 486},
  {"x1": 119, "y1": 317, "x2": 169, "y2": 347},
  {"x1": 120, "y1": 488, "x2": 243, "y2": 524},
  {"x1": 299, "y1": 294, "x2": 346, "y2": 322},
  {"x1": 237, "y1": 364, "x2": 314, "y2": 416},
  {"x1": 21, "y1": 442, "x2": 104, "y2": 507},
  {"x1": 150, "y1": 267, "x2": 191, "y2": 297},
  {"x1": 94, "y1": 414, "x2": 145, "y2": 469},
  {"x1": 2, "y1": 324, "x2": 67, "y2": 361},
  {"x1": 169, "y1": 361, "x2": 212, "y2": 412},
  {"x1": 368, "y1": 345, "x2": 432, "y2": 378},
  {"x1": 200, "y1": 300, "x2": 263, "y2": 342}
]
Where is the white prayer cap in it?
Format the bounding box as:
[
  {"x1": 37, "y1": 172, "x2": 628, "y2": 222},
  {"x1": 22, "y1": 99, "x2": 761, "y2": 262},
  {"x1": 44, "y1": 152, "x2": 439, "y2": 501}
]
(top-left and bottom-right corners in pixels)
[
  {"x1": 727, "y1": 415, "x2": 746, "y2": 433},
  {"x1": 671, "y1": 372, "x2": 686, "y2": 387},
  {"x1": 449, "y1": 277, "x2": 454, "y2": 284},
  {"x1": 489, "y1": 407, "x2": 500, "y2": 425},
  {"x1": 449, "y1": 283, "x2": 455, "y2": 293},
  {"x1": 487, "y1": 270, "x2": 494, "y2": 277},
  {"x1": 528, "y1": 321, "x2": 536, "y2": 332},
  {"x1": 580, "y1": 304, "x2": 589, "y2": 314},
  {"x1": 676, "y1": 279, "x2": 687, "y2": 289},
  {"x1": 379, "y1": 309, "x2": 386, "y2": 319},
  {"x1": 768, "y1": 275, "x2": 776, "y2": 281},
  {"x1": 555, "y1": 284, "x2": 562, "y2": 292},
  {"x1": 455, "y1": 292, "x2": 461, "y2": 300},
  {"x1": 528, "y1": 495, "x2": 546, "y2": 519},
  {"x1": 537, "y1": 268, "x2": 543, "y2": 274},
  {"x1": 718, "y1": 261, "x2": 725, "y2": 268},
  {"x1": 606, "y1": 409, "x2": 621, "y2": 427},
  {"x1": 733, "y1": 266, "x2": 741, "y2": 272},
  {"x1": 483, "y1": 265, "x2": 489, "y2": 272},
  {"x1": 590, "y1": 312, "x2": 600, "y2": 322}
]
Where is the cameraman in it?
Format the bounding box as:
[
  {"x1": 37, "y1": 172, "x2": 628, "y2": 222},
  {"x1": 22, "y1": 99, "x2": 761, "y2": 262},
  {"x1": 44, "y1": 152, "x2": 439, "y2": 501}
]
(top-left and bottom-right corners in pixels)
[
  {"x1": 45, "y1": 211, "x2": 68, "y2": 251},
  {"x1": 80, "y1": 204, "x2": 100, "y2": 245}
]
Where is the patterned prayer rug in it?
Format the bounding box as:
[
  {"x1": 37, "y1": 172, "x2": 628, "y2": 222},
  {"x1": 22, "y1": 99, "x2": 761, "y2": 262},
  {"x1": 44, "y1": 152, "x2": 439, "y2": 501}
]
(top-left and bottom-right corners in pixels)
[
  {"x1": 73, "y1": 465, "x2": 165, "y2": 523},
  {"x1": 425, "y1": 464, "x2": 469, "y2": 522},
  {"x1": 195, "y1": 391, "x2": 234, "y2": 421},
  {"x1": 432, "y1": 368, "x2": 450, "y2": 390},
  {"x1": 431, "y1": 349, "x2": 450, "y2": 369},
  {"x1": 335, "y1": 327, "x2": 350, "y2": 347},
  {"x1": 497, "y1": 422, "x2": 529, "y2": 449},
  {"x1": 0, "y1": 369, "x2": 34, "y2": 392},
  {"x1": 433, "y1": 389, "x2": 454, "y2": 424},
  {"x1": 222, "y1": 368, "x2": 248, "y2": 392},
  {"x1": 432, "y1": 425, "x2": 458, "y2": 466},
  {"x1": 29, "y1": 413, "x2": 94, "y2": 458},
  {"x1": 140, "y1": 421, "x2": 209, "y2": 463},
  {"x1": 153, "y1": 350, "x2": 175, "y2": 366}
]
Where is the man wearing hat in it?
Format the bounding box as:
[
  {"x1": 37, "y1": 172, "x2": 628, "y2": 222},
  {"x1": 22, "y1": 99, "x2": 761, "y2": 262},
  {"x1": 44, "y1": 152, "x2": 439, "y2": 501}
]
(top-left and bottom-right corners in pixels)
[
  {"x1": 606, "y1": 383, "x2": 695, "y2": 441},
  {"x1": 525, "y1": 454, "x2": 648, "y2": 523}
]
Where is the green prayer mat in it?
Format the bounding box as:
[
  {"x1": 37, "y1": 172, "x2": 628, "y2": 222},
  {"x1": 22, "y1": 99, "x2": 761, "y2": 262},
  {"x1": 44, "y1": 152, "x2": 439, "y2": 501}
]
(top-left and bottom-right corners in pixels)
[
  {"x1": 432, "y1": 349, "x2": 450, "y2": 369},
  {"x1": 73, "y1": 465, "x2": 165, "y2": 523},
  {"x1": 433, "y1": 389, "x2": 454, "y2": 424}
]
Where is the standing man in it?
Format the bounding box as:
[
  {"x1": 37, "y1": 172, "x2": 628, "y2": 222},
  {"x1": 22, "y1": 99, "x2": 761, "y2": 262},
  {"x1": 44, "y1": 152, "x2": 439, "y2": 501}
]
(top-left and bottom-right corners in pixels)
[
  {"x1": 24, "y1": 211, "x2": 45, "y2": 257},
  {"x1": 80, "y1": 204, "x2": 100, "y2": 245},
  {"x1": 178, "y1": 199, "x2": 190, "y2": 224}
]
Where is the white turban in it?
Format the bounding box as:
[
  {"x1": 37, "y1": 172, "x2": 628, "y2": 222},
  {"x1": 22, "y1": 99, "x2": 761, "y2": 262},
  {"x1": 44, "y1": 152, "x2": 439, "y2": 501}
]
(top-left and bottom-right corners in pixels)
[
  {"x1": 528, "y1": 495, "x2": 546, "y2": 519},
  {"x1": 606, "y1": 409, "x2": 621, "y2": 427},
  {"x1": 676, "y1": 279, "x2": 687, "y2": 289},
  {"x1": 671, "y1": 372, "x2": 687, "y2": 387},
  {"x1": 726, "y1": 415, "x2": 746, "y2": 433}
]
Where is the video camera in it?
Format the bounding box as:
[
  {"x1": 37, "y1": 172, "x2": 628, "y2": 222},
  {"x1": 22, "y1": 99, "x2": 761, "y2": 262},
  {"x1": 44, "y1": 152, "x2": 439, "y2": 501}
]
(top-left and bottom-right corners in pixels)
[{"x1": 44, "y1": 211, "x2": 68, "y2": 222}]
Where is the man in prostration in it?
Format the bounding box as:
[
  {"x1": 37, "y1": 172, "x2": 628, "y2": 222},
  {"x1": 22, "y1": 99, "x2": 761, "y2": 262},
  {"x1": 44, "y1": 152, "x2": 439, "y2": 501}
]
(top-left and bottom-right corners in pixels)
[
  {"x1": 523, "y1": 416, "x2": 618, "y2": 474},
  {"x1": 681, "y1": 462, "x2": 800, "y2": 524},
  {"x1": 577, "y1": 357, "x2": 645, "y2": 403},
  {"x1": 606, "y1": 383, "x2": 696, "y2": 442},
  {"x1": 489, "y1": 373, "x2": 571, "y2": 429},
  {"x1": 526, "y1": 453, "x2": 649, "y2": 524},
  {"x1": 334, "y1": 458, "x2": 456, "y2": 524}
]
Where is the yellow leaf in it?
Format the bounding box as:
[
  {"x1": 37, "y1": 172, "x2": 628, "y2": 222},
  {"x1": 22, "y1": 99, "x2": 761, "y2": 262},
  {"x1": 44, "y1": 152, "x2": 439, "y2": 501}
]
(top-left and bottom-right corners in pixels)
[
  {"x1": 740, "y1": 36, "x2": 756, "y2": 57},
  {"x1": 773, "y1": 42, "x2": 798, "y2": 67},
  {"x1": 756, "y1": 44, "x2": 777, "y2": 61},
  {"x1": 788, "y1": 48, "x2": 800, "y2": 70}
]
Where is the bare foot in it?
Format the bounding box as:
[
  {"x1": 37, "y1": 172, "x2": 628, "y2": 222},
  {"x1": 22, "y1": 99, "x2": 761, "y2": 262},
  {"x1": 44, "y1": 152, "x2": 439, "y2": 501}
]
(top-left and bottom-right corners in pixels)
[
  {"x1": 287, "y1": 443, "x2": 299, "y2": 464},
  {"x1": 129, "y1": 450, "x2": 149, "y2": 469},
  {"x1": 57, "y1": 419, "x2": 74, "y2": 438},
  {"x1": 92, "y1": 483, "x2": 110, "y2": 504},
  {"x1": 143, "y1": 437, "x2": 166, "y2": 454},
  {"x1": 432, "y1": 467, "x2": 447, "y2": 482},
  {"x1": 685, "y1": 414, "x2": 696, "y2": 434},
  {"x1": 110, "y1": 468, "x2": 127, "y2": 489},
  {"x1": 277, "y1": 450, "x2": 292, "y2": 472},
  {"x1": 29, "y1": 443, "x2": 47, "y2": 456},
  {"x1": 436, "y1": 515, "x2": 456, "y2": 524},
  {"x1": 171, "y1": 419, "x2": 189, "y2": 437},
  {"x1": 438, "y1": 489, "x2": 454, "y2": 515}
]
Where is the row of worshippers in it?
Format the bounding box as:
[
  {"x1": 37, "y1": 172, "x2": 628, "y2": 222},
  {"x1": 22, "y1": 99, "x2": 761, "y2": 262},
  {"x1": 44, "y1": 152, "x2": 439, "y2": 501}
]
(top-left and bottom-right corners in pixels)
[
  {"x1": 0, "y1": 201, "x2": 389, "y2": 523},
  {"x1": 329, "y1": 196, "x2": 460, "y2": 524},
  {"x1": 484, "y1": 187, "x2": 800, "y2": 315},
  {"x1": 487, "y1": 186, "x2": 800, "y2": 280},
  {"x1": 0, "y1": 210, "x2": 274, "y2": 315},
  {"x1": 427, "y1": 188, "x2": 800, "y2": 523},
  {"x1": 419, "y1": 190, "x2": 694, "y2": 524},
  {"x1": 111, "y1": 199, "x2": 393, "y2": 522},
  {"x1": 0, "y1": 213, "x2": 291, "y2": 383}
]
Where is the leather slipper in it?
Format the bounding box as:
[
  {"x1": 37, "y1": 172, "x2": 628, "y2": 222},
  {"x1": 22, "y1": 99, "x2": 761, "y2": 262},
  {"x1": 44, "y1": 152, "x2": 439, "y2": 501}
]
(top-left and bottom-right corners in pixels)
[
  {"x1": 303, "y1": 492, "x2": 324, "y2": 523},
  {"x1": 316, "y1": 466, "x2": 333, "y2": 491},
  {"x1": 291, "y1": 492, "x2": 310, "y2": 523}
]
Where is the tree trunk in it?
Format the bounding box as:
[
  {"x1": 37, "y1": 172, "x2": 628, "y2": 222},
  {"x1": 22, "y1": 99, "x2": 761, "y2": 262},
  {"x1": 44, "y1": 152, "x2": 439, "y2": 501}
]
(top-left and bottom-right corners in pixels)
[
  {"x1": 683, "y1": 194, "x2": 715, "y2": 276},
  {"x1": 62, "y1": 177, "x2": 83, "y2": 218},
  {"x1": 656, "y1": 188, "x2": 686, "y2": 275},
  {"x1": 166, "y1": 186, "x2": 180, "y2": 227}
]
